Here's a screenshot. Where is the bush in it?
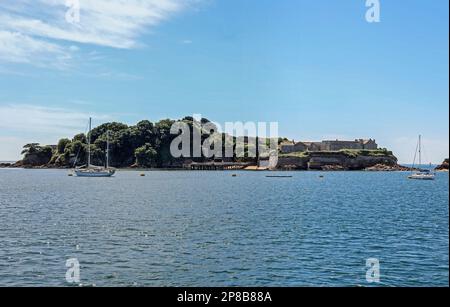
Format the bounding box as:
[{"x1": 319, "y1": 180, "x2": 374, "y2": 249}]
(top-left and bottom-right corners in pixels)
[
  {"x1": 135, "y1": 144, "x2": 157, "y2": 167},
  {"x1": 57, "y1": 138, "x2": 71, "y2": 154}
]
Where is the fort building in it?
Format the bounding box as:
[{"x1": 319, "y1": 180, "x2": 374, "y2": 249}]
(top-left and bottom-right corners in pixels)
[{"x1": 280, "y1": 139, "x2": 378, "y2": 154}]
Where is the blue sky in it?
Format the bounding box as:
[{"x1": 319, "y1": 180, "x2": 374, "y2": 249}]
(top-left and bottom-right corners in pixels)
[{"x1": 0, "y1": 0, "x2": 448, "y2": 163}]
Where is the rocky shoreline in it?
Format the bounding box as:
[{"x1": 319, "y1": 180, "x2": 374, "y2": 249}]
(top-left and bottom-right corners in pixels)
[
  {"x1": 4, "y1": 117, "x2": 447, "y2": 174},
  {"x1": 1, "y1": 149, "x2": 440, "y2": 173},
  {"x1": 364, "y1": 164, "x2": 416, "y2": 172},
  {"x1": 435, "y1": 159, "x2": 449, "y2": 172},
  {"x1": 275, "y1": 150, "x2": 416, "y2": 171},
  {"x1": 0, "y1": 161, "x2": 416, "y2": 172}
]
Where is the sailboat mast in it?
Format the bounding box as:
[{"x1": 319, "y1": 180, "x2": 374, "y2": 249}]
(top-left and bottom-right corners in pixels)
[
  {"x1": 106, "y1": 131, "x2": 109, "y2": 169},
  {"x1": 418, "y1": 134, "x2": 422, "y2": 167},
  {"x1": 88, "y1": 117, "x2": 91, "y2": 167}
]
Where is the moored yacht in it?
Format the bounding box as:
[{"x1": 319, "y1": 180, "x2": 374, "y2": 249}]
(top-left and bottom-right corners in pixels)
[
  {"x1": 408, "y1": 135, "x2": 435, "y2": 180},
  {"x1": 73, "y1": 118, "x2": 116, "y2": 177},
  {"x1": 74, "y1": 166, "x2": 116, "y2": 177}
]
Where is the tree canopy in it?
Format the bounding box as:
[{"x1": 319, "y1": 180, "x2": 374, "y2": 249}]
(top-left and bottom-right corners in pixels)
[{"x1": 21, "y1": 117, "x2": 267, "y2": 168}]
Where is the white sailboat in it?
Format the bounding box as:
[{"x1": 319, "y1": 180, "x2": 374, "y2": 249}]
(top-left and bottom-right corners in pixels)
[
  {"x1": 408, "y1": 135, "x2": 435, "y2": 180},
  {"x1": 74, "y1": 118, "x2": 116, "y2": 177}
]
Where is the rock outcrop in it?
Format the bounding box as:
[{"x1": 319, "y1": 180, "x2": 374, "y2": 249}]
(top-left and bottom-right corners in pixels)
[
  {"x1": 307, "y1": 152, "x2": 397, "y2": 170},
  {"x1": 435, "y1": 159, "x2": 449, "y2": 171},
  {"x1": 276, "y1": 156, "x2": 309, "y2": 170},
  {"x1": 320, "y1": 165, "x2": 346, "y2": 171},
  {"x1": 21, "y1": 152, "x2": 52, "y2": 167},
  {"x1": 18, "y1": 144, "x2": 53, "y2": 167},
  {"x1": 277, "y1": 150, "x2": 401, "y2": 171},
  {"x1": 365, "y1": 164, "x2": 415, "y2": 172}
]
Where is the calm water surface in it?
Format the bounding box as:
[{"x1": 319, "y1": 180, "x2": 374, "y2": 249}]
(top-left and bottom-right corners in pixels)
[{"x1": 0, "y1": 169, "x2": 448, "y2": 286}]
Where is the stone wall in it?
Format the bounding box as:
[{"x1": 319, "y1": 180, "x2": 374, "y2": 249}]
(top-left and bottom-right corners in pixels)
[
  {"x1": 277, "y1": 156, "x2": 309, "y2": 170},
  {"x1": 308, "y1": 153, "x2": 397, "y2": 170},
  {"x1": 280, "y1": 142, "x2": 308, "y2": 153},
  {"x1": 362, "y1": 139, "x2": 378, "y2": 150},
  {"x1": 281, "y1": 139, "x2": 378, "y2": 153},
  {"x1": 279, "y1": 152, "x2": 397, "y2": 171},
  {"x1": 322, "y1": 141, "x2": 363, "y2": 151}
]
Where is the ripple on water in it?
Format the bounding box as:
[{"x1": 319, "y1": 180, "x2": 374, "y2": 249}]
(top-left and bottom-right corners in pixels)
[{"x1": 0, "y1": 170, "x2": 448, "y2": 286}]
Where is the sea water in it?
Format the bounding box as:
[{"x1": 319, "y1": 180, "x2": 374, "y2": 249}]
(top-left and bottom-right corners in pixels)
[{"x1": 0, "y1": 169, "x2": 448, "y2": 286}]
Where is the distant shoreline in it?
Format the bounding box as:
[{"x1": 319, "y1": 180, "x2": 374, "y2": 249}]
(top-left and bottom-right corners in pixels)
[
  {"x1": 0, "y1": 165, "x2": 435, "y2": 172},
  {"x1": 2, "y1": 156, "x2": 448, "y2": 172}
]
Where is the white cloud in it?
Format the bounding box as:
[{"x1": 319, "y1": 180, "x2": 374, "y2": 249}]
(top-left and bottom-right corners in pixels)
[
  {"x1": 0, "y1": 0, "x2": 196, "y2": 66},
  {"x1": 0, "y1": 104, "x2": 116, "y2": 160},
  {"x1": 0, "y1": 30, "x2": 72, "y2": 68},
  {"x1": 0, "y1": 104, "x2": 111, "y2": 135}
]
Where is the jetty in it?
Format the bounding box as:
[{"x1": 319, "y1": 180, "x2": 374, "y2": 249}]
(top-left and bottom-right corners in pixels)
[{"x1": 184, "y1": 162, "x2": 252, "y2": 171}]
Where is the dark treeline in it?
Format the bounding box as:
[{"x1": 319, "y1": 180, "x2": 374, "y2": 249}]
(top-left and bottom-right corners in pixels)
[{"x1": 20, "y1": 117, "x2": 286, "y2": 168}]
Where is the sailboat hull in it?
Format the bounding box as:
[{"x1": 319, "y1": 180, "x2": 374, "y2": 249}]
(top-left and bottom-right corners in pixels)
[
  {"x1": 408, "y1": 173, "x2": 435, "y2": 180},
  {"x1": 407, "y1": 135, "x2": 436, "y2": 181},
  {"x1": 74, "y1": 169, "x2": 116, "y2": 177}
]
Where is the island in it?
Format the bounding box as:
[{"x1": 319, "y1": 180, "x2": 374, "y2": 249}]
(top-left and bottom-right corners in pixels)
[
  {"x1": 435, "y1": 159, "x2": 449, "y2": 172},
  {"x1": 2, "y1": 116, "x2": 415, "y2": 171}
]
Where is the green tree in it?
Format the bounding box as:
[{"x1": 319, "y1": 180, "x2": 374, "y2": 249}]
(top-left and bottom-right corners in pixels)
[
  {"x1": 67, "y1": 140, "x2": 87, "y2": 166},
  {"x1": 90, "y1": 122, "x2": 128, "y2": 144},
  {"x1": 73, "y1": 133, "x2": 87, "y2": 143},
  {"x1": 21, "y1": 143, "x2": 40, "y2": 155},
  {"x1": 57, "y1": 138, "x2": 71, "y2": 154},
  {"x1": 135, "y1": 144, "x2": 157, "y2": 167},
  {"x1": 21, "y1": 144, "x2": 53, "y2": 166}
]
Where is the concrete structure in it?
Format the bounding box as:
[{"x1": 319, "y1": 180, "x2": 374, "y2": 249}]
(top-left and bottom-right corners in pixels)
[
  {"x1": 321, "y1": 139, "x2": 378, "y2": 151},
  {"x1": 258, "y1": 154, "x2": 278, "y2": 170},
  {"x1": 360, "y1": 139, "x2": 378, "y2": 150},
  {"x1": 280, "y1": 141, "x2": 308, "y2": 153},
  {"x1": 184, "y1": 162, "x2": 252, "y2": 170},
  {"x1": 280, "y1": 139, "x2": 378, "y2": 154}
]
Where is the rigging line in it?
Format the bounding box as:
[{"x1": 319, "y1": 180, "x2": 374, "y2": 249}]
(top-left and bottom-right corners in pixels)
[
  {"x1": 421, "y1": 138, "x2": 430, "y2": 166},
  {"x1": 72, "y1": 120, "x2": 90, "y2": 168},
  {"x1": 412, "y1": 137, "x2": 419, "y2": 171}
]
